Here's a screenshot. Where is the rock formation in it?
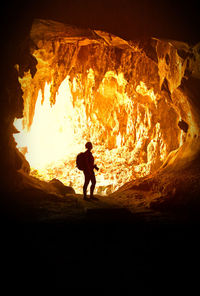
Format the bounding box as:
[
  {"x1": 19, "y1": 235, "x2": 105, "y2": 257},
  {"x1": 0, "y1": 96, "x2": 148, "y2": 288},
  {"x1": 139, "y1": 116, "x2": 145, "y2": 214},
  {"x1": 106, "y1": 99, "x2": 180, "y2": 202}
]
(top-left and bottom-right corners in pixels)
[{"x1": 1, "y1": 19, "x2": 200, "y2": 210}]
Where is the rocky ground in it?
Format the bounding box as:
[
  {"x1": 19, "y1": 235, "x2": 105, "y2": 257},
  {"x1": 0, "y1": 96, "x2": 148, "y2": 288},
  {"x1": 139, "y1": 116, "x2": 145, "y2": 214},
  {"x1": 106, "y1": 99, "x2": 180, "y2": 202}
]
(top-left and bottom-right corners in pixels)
[{"x1": 1, "y1": 187, "x2": 200, "y2": 292}]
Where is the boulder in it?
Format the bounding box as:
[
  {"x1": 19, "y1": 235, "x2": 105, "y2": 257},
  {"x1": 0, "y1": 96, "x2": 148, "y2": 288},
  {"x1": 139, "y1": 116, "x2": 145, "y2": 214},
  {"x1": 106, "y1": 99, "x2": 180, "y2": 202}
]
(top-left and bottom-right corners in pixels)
[{"x1": 48, "y1": 178, "x2": 75, "y2": 195}]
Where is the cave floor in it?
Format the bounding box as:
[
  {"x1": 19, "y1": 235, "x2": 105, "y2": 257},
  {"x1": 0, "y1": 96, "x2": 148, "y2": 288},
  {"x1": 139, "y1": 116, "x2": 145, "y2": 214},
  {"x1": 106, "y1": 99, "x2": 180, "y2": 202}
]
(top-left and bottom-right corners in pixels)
[{"x1": 1, "y1": 190, "x2": 200, "y2": 292}]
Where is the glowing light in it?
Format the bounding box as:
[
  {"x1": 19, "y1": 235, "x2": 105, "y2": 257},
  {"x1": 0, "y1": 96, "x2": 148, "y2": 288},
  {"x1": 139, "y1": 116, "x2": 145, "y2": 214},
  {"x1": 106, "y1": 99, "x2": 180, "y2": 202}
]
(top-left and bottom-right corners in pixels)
[
  {"x1": 14, "y1": 78, "x2": 83, "y2": 168},
  {"x1": 14, "y1": 70, "x2": 169, "y2": 194}
]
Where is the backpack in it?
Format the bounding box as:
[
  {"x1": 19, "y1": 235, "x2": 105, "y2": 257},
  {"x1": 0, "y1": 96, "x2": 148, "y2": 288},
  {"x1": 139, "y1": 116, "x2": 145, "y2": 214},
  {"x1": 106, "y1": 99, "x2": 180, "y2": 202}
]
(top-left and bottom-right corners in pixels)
[{"x1": 76, "y1": 152, "x2": 86, "y2": 170}]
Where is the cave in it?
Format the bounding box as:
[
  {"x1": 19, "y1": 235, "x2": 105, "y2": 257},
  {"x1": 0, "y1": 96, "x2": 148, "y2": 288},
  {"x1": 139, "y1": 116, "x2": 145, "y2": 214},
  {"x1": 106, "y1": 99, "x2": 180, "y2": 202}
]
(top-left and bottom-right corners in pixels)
[
  {"x1": 13, "y1": 19, "x2": 187, "y2": 195},
  {"x1": 3, "y1": 19, "x2": 199, "y2": 209},
  {"x1": 1, "y1": 11, "x2": 200, "y2": 292}
]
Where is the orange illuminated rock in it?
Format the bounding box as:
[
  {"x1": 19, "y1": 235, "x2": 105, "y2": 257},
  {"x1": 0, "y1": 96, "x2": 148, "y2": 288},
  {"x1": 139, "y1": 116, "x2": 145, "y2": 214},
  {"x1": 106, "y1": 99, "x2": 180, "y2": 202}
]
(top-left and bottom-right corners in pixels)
[{"x1": 13, "y1": 19, "x2": 200, "y2": 199}]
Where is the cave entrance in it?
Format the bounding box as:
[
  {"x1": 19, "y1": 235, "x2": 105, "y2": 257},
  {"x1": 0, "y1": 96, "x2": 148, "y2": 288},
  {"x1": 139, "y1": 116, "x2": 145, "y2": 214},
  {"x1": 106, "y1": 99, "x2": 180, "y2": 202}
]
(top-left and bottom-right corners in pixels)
[
  {"x1": 13, "y1": 67, "x2": 179, "y2": 195},
  {"x1": 12, "y1": 20, "x2": 186, "y2": 195}
]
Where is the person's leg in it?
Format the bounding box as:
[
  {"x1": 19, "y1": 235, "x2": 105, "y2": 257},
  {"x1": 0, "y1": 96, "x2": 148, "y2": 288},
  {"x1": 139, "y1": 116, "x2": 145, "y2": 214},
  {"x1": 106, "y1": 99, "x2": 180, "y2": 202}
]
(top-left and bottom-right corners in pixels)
[
  {"x1": 90, "y1": 171, "x2": 96, "y2": 198},
  {"x1": 83, "y1": 171, "x2": 90, "y2": 199}
]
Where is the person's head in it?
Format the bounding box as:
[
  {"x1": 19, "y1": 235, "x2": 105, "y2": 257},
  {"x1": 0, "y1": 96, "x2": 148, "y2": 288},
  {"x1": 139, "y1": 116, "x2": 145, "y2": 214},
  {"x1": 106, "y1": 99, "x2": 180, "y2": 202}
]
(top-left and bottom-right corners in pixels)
[{"x1": 85, "y1": 141, "x2": 93, "y2": 151}]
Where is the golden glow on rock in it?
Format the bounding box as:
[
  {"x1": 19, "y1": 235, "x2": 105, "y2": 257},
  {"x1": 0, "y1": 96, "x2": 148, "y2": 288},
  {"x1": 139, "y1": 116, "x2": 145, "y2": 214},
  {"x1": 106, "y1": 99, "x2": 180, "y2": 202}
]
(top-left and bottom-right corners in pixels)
[
  {"x1": 136, "y1": 81, "x2": 157, "y2": 105},
  {"x1": 14, "y1": 68, "x2": 172, "y2": 194},
  {"x1": 14, "y1": 38, "x2": 199, "y2": 195},
  {"x1": 10, "y1": 19, "x2": 200, "y2": 204}
]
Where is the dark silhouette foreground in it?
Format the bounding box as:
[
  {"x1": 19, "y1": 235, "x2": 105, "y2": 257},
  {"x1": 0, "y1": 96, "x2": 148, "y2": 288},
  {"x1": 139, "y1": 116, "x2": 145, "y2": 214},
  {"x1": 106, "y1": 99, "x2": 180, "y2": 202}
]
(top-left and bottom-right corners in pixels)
[{"x1": 81, "y1": 142, "x2": 99, "y2": 200}]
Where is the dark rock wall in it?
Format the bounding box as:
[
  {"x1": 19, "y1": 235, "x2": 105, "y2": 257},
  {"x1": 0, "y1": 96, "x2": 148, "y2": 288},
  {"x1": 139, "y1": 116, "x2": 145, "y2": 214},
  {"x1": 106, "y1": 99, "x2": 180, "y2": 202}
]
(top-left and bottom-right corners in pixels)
[{"x1": 0, "y1": 35, "x2": 37, "y2": 192}]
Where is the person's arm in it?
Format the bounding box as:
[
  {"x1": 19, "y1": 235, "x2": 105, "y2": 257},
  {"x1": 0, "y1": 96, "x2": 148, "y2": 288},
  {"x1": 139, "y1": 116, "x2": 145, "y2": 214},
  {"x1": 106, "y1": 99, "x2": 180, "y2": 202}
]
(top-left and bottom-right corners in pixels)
[{"x1": 94, "y1": 164, "x2": 99, "y2": 171}]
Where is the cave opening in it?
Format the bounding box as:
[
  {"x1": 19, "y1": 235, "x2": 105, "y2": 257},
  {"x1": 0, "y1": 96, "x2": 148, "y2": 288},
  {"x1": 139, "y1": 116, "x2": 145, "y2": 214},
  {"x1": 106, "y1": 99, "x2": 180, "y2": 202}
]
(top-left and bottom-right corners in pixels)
[
  {"x1": 12, "y1": 19, "x2": 199, "y2": 197},
  {"x1": 14, "y1": 69, "x2": 177, "y2": 195}
]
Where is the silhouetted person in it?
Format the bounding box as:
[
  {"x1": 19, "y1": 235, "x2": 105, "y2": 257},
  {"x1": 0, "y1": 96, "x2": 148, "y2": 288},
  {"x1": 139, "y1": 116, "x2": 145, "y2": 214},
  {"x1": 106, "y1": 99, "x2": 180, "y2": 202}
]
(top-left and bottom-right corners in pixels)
[{"x1": 83, "y1": 142, "x2": 99, "y2": 200}]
